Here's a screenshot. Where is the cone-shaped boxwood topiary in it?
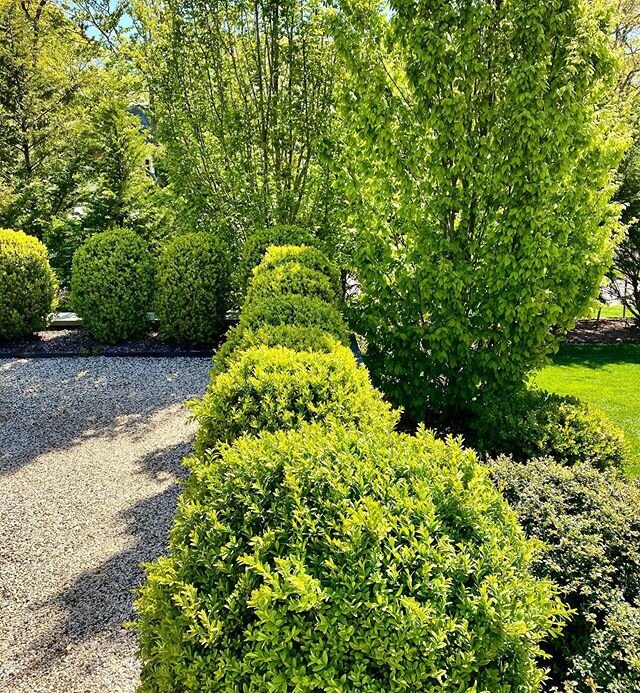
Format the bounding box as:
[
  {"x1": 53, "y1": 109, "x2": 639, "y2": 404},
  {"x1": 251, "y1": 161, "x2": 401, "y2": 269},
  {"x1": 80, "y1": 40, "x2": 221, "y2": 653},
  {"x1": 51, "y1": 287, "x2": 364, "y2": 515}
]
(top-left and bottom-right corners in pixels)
[
  {"x1": 0, "y1": 229, "x2": 57, "y2": 340},
  {"x1": 155, "y1": 233, "x2": 231, "y2": 346},
  {"x1": 212, "y1": 324, "x2": 342, "y2": 377},
  {"x1": 490, "y1": 456, "x2": 640, "y2": 691},
  {"x1": 470, "y1": 388, "x2": 626, "y2": 470},
  {"x1": 246, "y1": 262, "x2": 339, "y2": 305},
  {"x1": 135, "y1": 424, "x2": 567, "y2": 691},
  {"x1": 237, "y1": 225, "x2": 312, "y2": 296},
  {"x1": 71, "y1": 229, "x2": 154, "y2": 343},
  {"x1": 190, "y1": 344, "x2": 398, "y2": 451}
]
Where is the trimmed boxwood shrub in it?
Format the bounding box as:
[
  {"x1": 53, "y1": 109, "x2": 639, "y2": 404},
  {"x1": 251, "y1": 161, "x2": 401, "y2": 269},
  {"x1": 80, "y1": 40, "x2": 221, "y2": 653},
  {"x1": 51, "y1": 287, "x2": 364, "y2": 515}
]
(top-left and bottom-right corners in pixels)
[
  {"x1": 470, "y1": 388, "x2": 626, "y2": 470},
  {"x1": 256, "y1": 244, "x2": 339, "y2": 286},
  {"x1": 135, "y1": 424, "x2": 566, "y2": 692},
  {"x1": 490, "y1": 456, "x2": 640, "y2": 692},
  {"x1": 246, "y1": 262, "x2": 339, "y2": 305},
  {"x1": 237, "y1": 225, "x2": 313, "y2": 295},
  {"x1": 191, "y1": 344, "x2": 398, "y2": 451},
  {"x1": 71, "y1": 229, "x2": 154, "y2": 343},
  {"x1": 155, "y1": 233, "x2": 231, "y2": 346},
  {"x1": 239, "y1": 294, "x2": 350, "y2": 345},
  {"x1": 0, "y1": 229, "x2": 57, "y2": 340},
  {"x1": 212, "y1": 324, "x2": 342, "y2": 376}
]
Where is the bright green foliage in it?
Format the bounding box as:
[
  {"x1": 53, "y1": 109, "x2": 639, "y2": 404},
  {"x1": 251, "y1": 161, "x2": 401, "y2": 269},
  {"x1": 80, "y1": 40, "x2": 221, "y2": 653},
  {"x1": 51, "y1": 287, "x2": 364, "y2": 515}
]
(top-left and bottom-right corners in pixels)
[
  {"x1": 491, "y1": 456, "x2": 640, "y2": 692},
  {"x1": 332, "y1": 0, "x2": 629, "y2": 420},
  {"x1": 255, "y1": 244, "x2": 340, "y2": 287},
  {"x1": 239, "y1": 295, "x2": 350, "y2": 345},
  {"x1": 155, "y1": 233, "x2": 231, "y2": 346},
  {"x1": 135, "y1": 424, "x2": 566, "y2": 692},
  {"x1": 470, "y1": 388, "x2": 626, "y2": 471},
  {"x1": 247, "y1": 263, "x2": 339, "y2": 305},
  {"x1": 191, "y1": 345, "x2": 398, "y2": 451},
  {"x1": 212, "y1": 324, "x2": 342, "y2": 376},
  {"x1": 71, "y1": 229, "x2": 154, "y2": 343},
  {"x1": 0, "y1": 229, "x2": 57, "y2": 340},
  {"x1": 133, "y1": 0, "x2": 342, "y2": 239},
  {"x1": 237, "y1": 226, "x2": 313, "y2": 296}
]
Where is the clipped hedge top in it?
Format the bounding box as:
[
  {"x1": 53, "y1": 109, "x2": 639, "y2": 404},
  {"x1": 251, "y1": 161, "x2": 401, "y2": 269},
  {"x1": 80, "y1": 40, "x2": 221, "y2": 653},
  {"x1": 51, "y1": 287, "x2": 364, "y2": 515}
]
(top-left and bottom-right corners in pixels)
[
  {"x1": 256, "y1": 244, "x2": 339, "y2": 285},
  {"x1": 246, "y1": 262, "x2": 340, "y2": 305},
  {"x1": 191, "y1": 343, "x2": 399, "y2": 451},
  {"x1": 136, "y1": 424, "x2": 566, "y2": 692},
  {"x1": 239, "y1": 294, "x2": 350, "y2": 345}
]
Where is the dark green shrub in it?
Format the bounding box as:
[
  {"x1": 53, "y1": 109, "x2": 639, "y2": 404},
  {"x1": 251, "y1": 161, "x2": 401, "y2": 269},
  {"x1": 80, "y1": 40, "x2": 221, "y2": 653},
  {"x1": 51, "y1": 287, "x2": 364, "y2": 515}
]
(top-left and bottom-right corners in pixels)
[
  {"x1": 191, "y1": 344, "x2": 398, "y2": 450},
  {"x1": 155, "y1": 233, "x2": 231, "y2": 346},
  {"x1": 0, "y1": 228, "x2": 57, "y2": 340},
  {"x1": 490, "y1": 456, "x2": 640, "y2": 692},
  {"x1": 71, "y1": 229, "x2": 154, "y2": 343},
  {"x1": 237, "y1": 225, "x2": 312, "y2": 295},
  {"x1": 212, "y1": 324, "x2": 341, "y2": 376},
  {"x1": 135, "y1": 424, "x2": 566, "y2": 691},
  {"x1": 255, "y1": 244, "x2": 340, "y2": 286},
  {"x1": 239, "y1": 294, "x2": 350, "y2": 345},
  {"x1": 246, "y1": 262, "x2": 339, "y2": 305},
  {"x1": 470, "y1": 388, "x2": 626, "y2": 470}
]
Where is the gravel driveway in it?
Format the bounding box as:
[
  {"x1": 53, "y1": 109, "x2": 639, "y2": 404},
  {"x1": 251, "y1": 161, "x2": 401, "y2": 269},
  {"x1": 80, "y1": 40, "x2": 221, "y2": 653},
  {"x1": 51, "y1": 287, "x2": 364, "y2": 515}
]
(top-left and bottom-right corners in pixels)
[{"x1": 0, "y1": 357, "x2": 211, "y2": 692}]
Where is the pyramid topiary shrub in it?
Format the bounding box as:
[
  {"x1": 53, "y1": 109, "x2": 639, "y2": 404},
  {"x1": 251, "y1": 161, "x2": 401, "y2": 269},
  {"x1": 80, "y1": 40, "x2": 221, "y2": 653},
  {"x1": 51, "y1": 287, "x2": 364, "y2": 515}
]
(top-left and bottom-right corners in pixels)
[
  {"x1": 155, "y1": 233, "x2": 231, "y2": 346},
  {"x1": 71, "y1": 229, "x2": 154, "y2": 343},
  {"x1": 135, "y1": 424, "x2": 567, "y2": 691},
  {"x1": 0, "y1": 229, "x2": 57, "y2": 340}
]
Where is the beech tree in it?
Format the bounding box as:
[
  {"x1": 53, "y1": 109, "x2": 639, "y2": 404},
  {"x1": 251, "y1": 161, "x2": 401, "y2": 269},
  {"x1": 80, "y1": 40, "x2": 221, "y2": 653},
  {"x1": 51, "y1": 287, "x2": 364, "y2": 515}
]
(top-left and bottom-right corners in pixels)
[{"x1": 333, "y1": 0, "x2": 629, "y2": 420}]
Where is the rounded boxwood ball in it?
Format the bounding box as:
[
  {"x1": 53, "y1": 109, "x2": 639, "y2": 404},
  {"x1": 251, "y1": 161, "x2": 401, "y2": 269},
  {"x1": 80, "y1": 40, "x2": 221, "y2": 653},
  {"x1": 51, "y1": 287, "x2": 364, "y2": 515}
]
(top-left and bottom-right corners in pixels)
[
  {"x1": 0, "y1": 228, "x2": 57, "y2": 340},
  {"x1": 155, "y1": 233, "x2": 231, "y2": 346},
  {"x1": 71, "y1": 229, "x2": 154, "y2": 344}
]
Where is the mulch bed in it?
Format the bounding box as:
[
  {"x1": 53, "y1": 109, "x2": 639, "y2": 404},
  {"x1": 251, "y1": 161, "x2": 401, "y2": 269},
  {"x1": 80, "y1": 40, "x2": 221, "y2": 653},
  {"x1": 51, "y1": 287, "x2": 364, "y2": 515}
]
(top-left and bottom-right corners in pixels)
[
  {"x1": 565, "y1": 318, "x2": 640, "y2": 345},
  {"x1": 0, "y1": 329, "x2": 215, "y2": 358}
]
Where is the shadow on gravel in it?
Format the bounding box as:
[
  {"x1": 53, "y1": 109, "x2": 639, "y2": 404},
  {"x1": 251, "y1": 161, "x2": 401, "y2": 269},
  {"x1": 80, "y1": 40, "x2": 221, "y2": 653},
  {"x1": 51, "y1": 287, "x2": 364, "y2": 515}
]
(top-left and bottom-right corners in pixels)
[
  {"x1": 0, "y1": 358, "x2": 208, "y2": 476},
  {"x1": 30, "y1": 441, "x2": 189, "y2": 674}
]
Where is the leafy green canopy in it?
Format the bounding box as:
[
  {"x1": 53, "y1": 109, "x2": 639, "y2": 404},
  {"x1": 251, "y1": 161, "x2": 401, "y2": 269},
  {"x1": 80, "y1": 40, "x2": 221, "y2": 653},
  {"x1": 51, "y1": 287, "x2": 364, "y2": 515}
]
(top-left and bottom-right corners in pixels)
[
  {"x1": 0, "y1": 228, "x2": 57, "y2": 340},
  {"x1": 332, "y1": 0, "x2": 629, "y2": 419},
  {"x1": 135, "y1": 424, "x2": 566, "y2": 691}
]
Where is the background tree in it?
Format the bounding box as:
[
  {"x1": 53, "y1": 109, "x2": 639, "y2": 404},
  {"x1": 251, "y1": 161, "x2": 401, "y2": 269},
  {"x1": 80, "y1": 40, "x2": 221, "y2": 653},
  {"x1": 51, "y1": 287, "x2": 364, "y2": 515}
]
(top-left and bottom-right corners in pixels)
[
  {"x1": 333, "y1": 0, "x2": 629, "y2": 423},
  {"x1": 0, "y1": 0, "x2": 97, "y2": 236},
  {"x1": 132, "y1": 0, "x2": 342, "y2": 246}
]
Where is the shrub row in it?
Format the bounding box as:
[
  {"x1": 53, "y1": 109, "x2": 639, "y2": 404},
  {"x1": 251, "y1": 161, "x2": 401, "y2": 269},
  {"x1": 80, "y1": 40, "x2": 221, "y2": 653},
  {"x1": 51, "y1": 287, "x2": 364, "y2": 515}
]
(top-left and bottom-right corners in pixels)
[{"x1": 134, "y1": 244, "x2": 566, "y2": 690}]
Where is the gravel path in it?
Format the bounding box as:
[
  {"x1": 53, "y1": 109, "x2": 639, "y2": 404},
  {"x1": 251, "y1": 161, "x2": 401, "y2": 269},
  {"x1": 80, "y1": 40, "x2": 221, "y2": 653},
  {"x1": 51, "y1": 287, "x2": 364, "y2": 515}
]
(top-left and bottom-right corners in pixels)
[{"x1": 0, "y1": 357, "x2": 211, "y2": 692}]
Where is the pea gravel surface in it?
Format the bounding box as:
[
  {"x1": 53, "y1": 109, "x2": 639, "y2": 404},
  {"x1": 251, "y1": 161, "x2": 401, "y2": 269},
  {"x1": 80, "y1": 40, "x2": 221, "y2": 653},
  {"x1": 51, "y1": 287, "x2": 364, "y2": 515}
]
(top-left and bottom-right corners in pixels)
[{"x1": 0, "y1": 357, "x2": 212, "y2": 692}]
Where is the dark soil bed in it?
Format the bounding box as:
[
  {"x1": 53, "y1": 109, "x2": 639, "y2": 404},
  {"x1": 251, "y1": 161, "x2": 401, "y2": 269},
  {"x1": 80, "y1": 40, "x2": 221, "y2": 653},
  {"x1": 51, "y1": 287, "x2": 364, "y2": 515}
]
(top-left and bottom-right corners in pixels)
[
  {"x1": 565, "y1": 318, "x2": 640, "y2": 345},
  {"x1": 0, "y1": 329, "x2": 216, "y2": 358}
]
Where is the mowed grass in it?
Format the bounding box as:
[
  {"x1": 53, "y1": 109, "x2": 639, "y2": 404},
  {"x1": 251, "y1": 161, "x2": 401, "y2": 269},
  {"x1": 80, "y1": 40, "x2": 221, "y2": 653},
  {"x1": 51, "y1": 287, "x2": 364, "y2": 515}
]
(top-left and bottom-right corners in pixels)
[
  {"x1": 582, "y1": 303, "x2": 635, "y2": 319},
  {"x1": 534, "y1": 344, "x2": 640, "y2": 477}
]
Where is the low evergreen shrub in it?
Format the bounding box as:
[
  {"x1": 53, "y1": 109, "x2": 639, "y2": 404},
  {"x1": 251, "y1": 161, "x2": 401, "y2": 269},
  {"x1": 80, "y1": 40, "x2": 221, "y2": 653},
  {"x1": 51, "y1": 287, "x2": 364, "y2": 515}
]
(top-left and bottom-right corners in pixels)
[
  {"x1": 155, "y1": 233, "x2": 231, "y2": 346},
  {"x1": 255, "y1": 244, "x2": 340, "y2": 286},
  {"x1": 239, "y1": 294, "x2": 349, "y2": 345},
  {"x1": 71, "y1": 229, "x2": 154, "y2": 343},
  {"x1": 212, "y1": 324, "x2": 341, "y2": 376},
  {"x1": 470, "y1": 388, "x2": 626, "y2": 470},
  {"x1": 191, "y1": 344, "x2": 398, "y2": 451},
  {"x1": 246, "y1": 262, "x2": 339, "y2": 304},
  {"x1": 490, "y1": 456, "x2": 640, "y2": 691},
  {"x1": 135, "y1": 424, "x2": 566, "y2": 692},
  {"x1": 0, "y1": 228, "x2": 57, "y2": 340},
  {"x1": 237, "y1": 225, "x2": 312, "y2": 296}
]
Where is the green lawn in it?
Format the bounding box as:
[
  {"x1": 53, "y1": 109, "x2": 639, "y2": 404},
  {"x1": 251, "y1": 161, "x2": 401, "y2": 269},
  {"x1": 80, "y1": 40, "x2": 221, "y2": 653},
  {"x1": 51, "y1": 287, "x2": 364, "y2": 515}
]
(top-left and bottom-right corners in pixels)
[
  {"x1": 582, "y1": 303, "x2": 634, "y2": 319},
  {"x1": 534, "y1": 344, "x2": 640, "y2": 477}
]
